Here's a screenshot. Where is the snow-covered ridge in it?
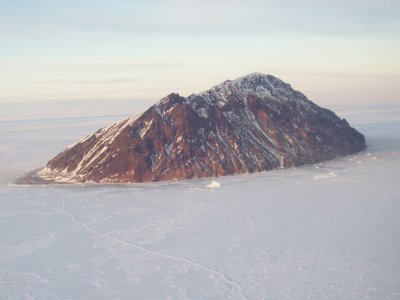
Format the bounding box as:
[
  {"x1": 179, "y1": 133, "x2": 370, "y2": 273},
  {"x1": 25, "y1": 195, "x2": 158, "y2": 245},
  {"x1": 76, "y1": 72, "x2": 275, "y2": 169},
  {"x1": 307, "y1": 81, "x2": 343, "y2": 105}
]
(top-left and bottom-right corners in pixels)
[
  {"x1": 39, "y1": 113, "x2": 142, "y2": 183},
  {"x1": 190, "y1": 73, "x2": 300, "y2": 107}
]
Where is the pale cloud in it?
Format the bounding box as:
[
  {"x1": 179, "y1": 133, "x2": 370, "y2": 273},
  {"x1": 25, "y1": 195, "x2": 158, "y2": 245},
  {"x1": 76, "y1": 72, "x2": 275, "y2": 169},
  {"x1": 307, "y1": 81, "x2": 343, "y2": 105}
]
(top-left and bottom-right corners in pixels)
[
  {"x1": 1, "y1": 0, "x2": 399, "y2": 38},
  {"x1": 0, "y1": 60, "x2": 181, "y2": 70},
  {"x1": 78, "y1": 1, "x2": 400, "y2": 38},
  {"x1": 32, "y1": 78, "x2": 142, "y2": 85}
]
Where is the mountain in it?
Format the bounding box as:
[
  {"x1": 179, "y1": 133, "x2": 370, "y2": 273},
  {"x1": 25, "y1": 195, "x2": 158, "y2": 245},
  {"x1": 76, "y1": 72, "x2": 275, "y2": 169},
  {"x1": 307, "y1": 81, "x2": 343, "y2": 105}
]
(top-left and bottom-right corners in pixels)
[{"x1": 37, "y1": 73, "x2": 366, "y2": 183}]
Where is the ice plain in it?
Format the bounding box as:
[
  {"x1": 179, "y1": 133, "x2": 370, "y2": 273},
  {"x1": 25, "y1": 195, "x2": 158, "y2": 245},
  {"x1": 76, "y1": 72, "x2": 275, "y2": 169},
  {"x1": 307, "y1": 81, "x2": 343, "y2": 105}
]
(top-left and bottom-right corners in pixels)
[{"x1": 0, "y1": 103, "x2": 399, "y2": 299}]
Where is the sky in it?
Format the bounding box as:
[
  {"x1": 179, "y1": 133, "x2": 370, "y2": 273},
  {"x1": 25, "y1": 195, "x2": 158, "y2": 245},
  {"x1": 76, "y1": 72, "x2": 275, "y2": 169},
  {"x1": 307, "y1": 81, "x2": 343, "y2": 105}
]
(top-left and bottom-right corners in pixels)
[{"x1": 1, "y1": 0, "x2": 400, "y2": 112}]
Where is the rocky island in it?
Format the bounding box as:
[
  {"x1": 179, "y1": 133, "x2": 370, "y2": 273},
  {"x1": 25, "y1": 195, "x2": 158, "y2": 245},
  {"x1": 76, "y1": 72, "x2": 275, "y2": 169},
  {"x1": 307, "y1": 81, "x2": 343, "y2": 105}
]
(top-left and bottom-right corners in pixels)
[{"x1": 34, "y1": 73, "x2": 365, "y2": 183}]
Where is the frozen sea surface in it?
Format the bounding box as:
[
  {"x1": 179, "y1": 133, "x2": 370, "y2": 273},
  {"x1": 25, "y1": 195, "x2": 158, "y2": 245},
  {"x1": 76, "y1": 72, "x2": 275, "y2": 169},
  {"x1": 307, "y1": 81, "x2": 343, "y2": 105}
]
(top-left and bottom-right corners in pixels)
[{"x1": 0, "y1": 104, "x2": 400, "y2": 299}]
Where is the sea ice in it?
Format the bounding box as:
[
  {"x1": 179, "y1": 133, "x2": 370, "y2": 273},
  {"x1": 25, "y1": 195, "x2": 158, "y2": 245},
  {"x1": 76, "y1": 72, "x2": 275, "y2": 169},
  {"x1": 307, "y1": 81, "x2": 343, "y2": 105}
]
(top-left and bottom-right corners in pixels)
[{"x1": 0, "y1": 103, "x2": 399, "y2": 299}]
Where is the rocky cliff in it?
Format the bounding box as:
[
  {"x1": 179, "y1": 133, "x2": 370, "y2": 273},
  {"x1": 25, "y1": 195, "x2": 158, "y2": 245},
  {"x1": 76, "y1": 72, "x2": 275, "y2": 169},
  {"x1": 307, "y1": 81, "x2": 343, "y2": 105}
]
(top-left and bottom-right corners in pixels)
[{"x1": 38, "y1": 73, "x2": 366, "y2": 183}]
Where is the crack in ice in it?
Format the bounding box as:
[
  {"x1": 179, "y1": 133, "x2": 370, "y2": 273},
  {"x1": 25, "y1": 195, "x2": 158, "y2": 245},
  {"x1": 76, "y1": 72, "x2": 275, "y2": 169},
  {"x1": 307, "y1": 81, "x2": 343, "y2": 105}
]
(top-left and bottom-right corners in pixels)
[
  {"x1": 168, "y1": 284, "x2": 190, "y2": 300},
  {"x1": 60, "y1": 193, "x2": 248, "y2": 300}
]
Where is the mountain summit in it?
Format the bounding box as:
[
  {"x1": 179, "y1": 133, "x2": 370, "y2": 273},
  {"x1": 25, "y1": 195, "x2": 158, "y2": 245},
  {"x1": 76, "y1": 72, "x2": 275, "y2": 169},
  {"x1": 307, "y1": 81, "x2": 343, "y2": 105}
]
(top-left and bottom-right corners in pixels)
[{"x1": 37, "y1": 73, "x2": 366, "y2": 183}]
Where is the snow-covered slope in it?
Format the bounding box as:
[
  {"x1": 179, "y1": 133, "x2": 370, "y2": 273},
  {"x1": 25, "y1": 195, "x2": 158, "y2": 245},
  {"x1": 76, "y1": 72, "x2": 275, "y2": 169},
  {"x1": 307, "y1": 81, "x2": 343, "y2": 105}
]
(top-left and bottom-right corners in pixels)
[
  {"x1": 191, "y1": 72, "x2": 313, "y2": 108},
  {"x1": 34, "y1": 73, "x2": 365, "y2": 183}
]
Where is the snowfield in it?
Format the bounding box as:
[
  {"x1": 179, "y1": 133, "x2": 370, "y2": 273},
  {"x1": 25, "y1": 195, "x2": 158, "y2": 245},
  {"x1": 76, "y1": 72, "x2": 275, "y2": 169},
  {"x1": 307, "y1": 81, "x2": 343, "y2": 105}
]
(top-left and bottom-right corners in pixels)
[{"x1": 0, "y1": 104, "x2": 399, "y2": 299}]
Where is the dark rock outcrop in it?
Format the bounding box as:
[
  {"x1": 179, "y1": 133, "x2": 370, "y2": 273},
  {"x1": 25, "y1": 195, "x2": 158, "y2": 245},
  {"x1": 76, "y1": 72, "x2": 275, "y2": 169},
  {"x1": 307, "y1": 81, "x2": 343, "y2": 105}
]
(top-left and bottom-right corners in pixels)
[{"x1": 38, "y1": 73, "x2": 365, "y2": 183}]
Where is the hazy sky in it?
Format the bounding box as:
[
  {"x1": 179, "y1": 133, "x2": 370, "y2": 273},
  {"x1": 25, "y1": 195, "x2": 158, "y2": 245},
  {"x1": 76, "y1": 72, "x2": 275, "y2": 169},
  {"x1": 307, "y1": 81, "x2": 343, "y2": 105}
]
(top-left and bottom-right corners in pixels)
[{"x1": 1, "y1": 0, "x2": 400, "y2": 107}]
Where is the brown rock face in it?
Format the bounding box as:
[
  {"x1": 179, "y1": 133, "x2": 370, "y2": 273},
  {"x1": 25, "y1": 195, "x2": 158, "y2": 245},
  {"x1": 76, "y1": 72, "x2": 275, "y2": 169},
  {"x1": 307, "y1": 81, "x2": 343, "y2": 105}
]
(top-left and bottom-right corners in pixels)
[{"x1": 38, "y1": 73, "x2": 366, "y2": 183}]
